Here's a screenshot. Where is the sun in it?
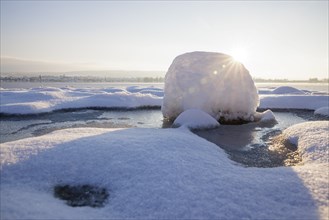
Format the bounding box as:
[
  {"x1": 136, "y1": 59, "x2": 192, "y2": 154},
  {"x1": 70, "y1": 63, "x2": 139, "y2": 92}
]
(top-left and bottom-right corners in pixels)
[{"x1": 230, "y1": 48, "x2": 249, "y2": 64}]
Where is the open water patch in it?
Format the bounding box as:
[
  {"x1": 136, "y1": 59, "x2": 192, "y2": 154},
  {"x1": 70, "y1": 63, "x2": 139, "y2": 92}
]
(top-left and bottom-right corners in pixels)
[
  {"x1": 54, "y1": 184, "x2": 109, "y2": 208},
  {"x1": 194, "y1": 111, "x2": 308, "y2": 168},
  {"x1": 0, "y1": 109, "x2": 163, "y2": 143}
]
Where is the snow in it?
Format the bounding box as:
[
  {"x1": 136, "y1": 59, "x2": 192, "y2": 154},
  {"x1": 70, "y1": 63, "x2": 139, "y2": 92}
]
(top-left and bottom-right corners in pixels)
[
  {"x1": 162, "y1": 51, "x2": 259, "y2": 121},
  {"x1": 173, "y1": 109, "x2": 220, "y2": 129},
  {"x1": 1, "y1": 121, "x2": 328, "y2": 219},
  {"x1": 314, "y1": 107, "x2": 329, "y2": 117},
  {"x1": 271, "y1": 86, "x2": 306, "y2": 94},
  {"x1": 282, "y1": 121, "x2": 329, "y2": 164},
  {"x1": 0, "y1": 85, "x2": 328, "y2": 115},
  {"x1": 259, "y1": 95, "x2": 328, "y2": 110},
  {"x1": 254, "y1": 109, "x2": 276, "y2": 122},
  {"x1": 0, "y1": 87, "x2": 162, "y2": 114}
]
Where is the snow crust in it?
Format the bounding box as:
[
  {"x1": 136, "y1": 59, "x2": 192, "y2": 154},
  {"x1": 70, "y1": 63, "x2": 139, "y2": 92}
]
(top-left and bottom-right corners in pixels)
[
  {"x1": 162, "y1": 52, "x2": 259, "y2": 121},
  {"x1": 173, "y1": 109, "x2": 220, "y2": 129},
  {"x1": 314, "y1": 107, "x2": 329, "y2": 117},
  {"x1": 1, "y1": 125, "x2": 328, "y2": 219}
]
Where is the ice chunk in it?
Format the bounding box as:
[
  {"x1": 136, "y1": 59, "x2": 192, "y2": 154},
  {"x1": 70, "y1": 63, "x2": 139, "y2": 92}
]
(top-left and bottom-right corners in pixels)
[
  {"x1": 162, "y1": 51, "x2": 259, "y2": 122},
  {"x1": 173, "y1": 109, "x2": 220, "y2": 129}
]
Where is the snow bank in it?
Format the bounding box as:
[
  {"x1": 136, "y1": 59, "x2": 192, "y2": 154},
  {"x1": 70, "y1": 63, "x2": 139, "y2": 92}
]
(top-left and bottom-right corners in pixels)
[
  {"x1": 173, "y1": 109, "x2": 220, "y2": 129},
  {"x1": 162, "y1": 51, "x2": 259, "y2": 121},
  {"x1": 282, "y1": 121, "x2": 329, "y2": 217},
  {"x1": 0, "y1": 87, "x2": 162, "y2": 114},
  {"x1": 1, "y1": 85, "x2": 328, "y2": 115},
  {"x1": 314, "y1": 107, "x2": 329, "y2": 117},
  {"x1": 282, "y1": 121, "x2": 329, "y2": 164},
  {"x1": 1, "y1": 126, "x2": 328, "y2": 219},
  {"x1": 259, "y1": 95, "x2": 328, "y2": 110}
]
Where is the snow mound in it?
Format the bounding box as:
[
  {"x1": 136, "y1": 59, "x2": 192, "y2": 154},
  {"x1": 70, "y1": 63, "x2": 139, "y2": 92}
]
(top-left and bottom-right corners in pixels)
[
  {"x1": 314, "y1": 107, "x2": 329, "y2": 117},
  {"x1": 254, "y1": 109, "x2": 276, "y2": 122},
  {"x1": 173, "y1": 109, "x2": 220, "y2": 129},
  {"x1": 283, "y1": 121, "x2": 329, "y2": 164},
  {"x1": 271, "y1": 86, "x2": 305, "y2": 94},
  {"x1": 162, "y1": 51, "x2": 259, "y2": 122}
]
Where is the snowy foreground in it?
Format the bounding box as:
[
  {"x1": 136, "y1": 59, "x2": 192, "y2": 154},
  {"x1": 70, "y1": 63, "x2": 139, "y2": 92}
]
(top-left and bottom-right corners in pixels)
[
  {"x1": 1, "y1": 121, "x2": 328, "y2": 219},
  {"x1": 0, "y1": 85, "x2": 328, "y2": 115}
]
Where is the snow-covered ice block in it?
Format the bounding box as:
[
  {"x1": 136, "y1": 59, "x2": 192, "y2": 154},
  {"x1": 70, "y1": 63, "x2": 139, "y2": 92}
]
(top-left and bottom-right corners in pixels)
[
  {"x1": 314, "y1": 106, "x2": 329, "y2": 117},
  {"x1": 173, "y1": 109, "x2": 220, "y2": 129},
  {"x1": 162, "y1": 51, "x2": 259, "y2": 122}
]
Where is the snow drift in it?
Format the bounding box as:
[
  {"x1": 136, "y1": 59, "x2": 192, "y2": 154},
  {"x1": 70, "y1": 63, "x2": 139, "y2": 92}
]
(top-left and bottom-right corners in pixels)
[
  {"x1": 1, "y1": 122, "x2": 328, "y2": 219},
  {"x1": 162, "y1": 51, "x2": 259, "y2": 122}
]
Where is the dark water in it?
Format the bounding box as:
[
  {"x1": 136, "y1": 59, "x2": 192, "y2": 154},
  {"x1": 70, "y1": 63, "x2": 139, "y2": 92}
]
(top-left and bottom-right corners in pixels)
[
  {"x1": 1, "y1": 109, "x2": 327, "y2": 168},
  {"x1": 0, "y1": 109, "x2": 163, "y2": 143},
  {"x1": 194, "y1": 112, "x2": 306, "y2": 167}
]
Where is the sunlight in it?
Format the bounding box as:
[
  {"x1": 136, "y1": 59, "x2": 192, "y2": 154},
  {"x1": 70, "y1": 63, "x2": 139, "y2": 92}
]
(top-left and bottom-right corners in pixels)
[{"x1": 231, "y1": 48, "x2": 249, "y2": 64}]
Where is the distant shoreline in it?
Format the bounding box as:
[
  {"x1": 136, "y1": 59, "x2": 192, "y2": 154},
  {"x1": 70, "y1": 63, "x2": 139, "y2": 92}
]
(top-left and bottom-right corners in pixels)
[{"x1": 1, "y1": 75, "x2": 328, "y2": 84}]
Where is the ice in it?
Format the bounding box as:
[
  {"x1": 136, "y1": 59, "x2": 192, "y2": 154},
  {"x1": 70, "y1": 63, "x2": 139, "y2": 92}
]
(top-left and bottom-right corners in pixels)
[
  {"x1": 1, "y1": 124, "x2": 328, "y2": 219},
  {"x1": 162, "y1": 52, "x2": 259, "y2": 122},
  {"x1": 314, "y1": 106, "x2": 329, "y2": 117},
  {"x1": 173, "y1": 109, "x2": 220, "y2": 129}
]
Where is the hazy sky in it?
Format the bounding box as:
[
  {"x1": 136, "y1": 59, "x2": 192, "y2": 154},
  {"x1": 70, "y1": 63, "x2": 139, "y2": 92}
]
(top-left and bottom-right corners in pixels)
[{"x1": 1, "y1": 1, "x2": 328, "y2": 79}]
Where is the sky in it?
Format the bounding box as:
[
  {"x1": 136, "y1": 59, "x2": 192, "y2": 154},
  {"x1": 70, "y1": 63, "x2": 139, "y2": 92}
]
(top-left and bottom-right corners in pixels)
[{"x1": 0, "y1": 1, "x2": 328, "y2": 80}]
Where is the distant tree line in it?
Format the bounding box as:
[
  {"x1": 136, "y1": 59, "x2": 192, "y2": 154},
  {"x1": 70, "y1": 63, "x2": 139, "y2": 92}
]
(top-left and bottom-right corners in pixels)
[
  {"x1": 253, "y1": 77, "x2": 328, "y2": 83},
  {"x1": 1, "y1": 75, "x2": 328, "y2": 83},
  {"x1": 0, "y1": 75, "x2": 165, "y2": 83}
]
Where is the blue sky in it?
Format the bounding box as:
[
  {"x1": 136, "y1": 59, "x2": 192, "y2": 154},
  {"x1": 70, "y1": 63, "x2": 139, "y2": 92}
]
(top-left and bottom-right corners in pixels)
[{"x1": 1, "y1": 1, "x2": 328, "y2": 79}]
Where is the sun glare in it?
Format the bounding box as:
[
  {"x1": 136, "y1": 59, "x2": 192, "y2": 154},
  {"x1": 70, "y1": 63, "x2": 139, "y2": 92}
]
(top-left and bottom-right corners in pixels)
[{"x1": 231, "y1": 48, "x2": 249, "y2": 64}]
